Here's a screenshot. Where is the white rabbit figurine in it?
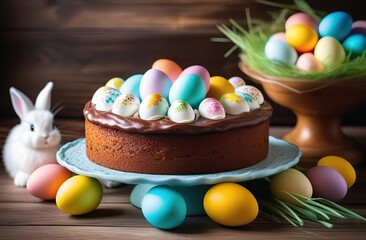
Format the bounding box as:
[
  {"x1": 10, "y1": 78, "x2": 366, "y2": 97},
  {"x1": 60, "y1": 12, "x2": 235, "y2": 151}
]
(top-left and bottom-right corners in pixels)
[{"x1": 3, "y1": 82, "x2": 61, "y2": 187}]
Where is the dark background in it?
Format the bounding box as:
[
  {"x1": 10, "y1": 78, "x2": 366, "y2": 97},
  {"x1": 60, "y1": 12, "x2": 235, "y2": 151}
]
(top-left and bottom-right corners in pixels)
[{"x1": 0, "y1": 0, "x2": 365, "y2": 126}]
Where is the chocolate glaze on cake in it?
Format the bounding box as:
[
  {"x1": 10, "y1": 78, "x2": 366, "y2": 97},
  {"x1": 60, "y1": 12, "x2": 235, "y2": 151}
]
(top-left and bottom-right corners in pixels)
[{"x1": 84, "y1": 101, "x2": 272, "y2": 175}]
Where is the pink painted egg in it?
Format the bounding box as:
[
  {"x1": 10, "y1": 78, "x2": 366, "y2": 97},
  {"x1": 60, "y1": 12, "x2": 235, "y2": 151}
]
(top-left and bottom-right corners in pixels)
[
  {"x1": 296, "y1": 53, "x2": 324, "y2": 72},
  {"x1": 198, "y1": 98, "x2": 225, "y2": 120},
  {"x1": 228, "y1": 76, "x2": 246, "y2": 88},
  {"x1": 285, "y1": 12, "x2": 318, "y2": 31}
]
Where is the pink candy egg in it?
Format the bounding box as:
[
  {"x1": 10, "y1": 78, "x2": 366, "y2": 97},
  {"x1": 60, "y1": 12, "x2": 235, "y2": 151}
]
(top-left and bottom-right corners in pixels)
[
  {"x1": 296, "y1": 53, "x2": 324, "y2": 72},
  {"x1": 306, "y1": 166, "x2": 348, "y2": 202},
  {"x1": 285, "y1": 12, "x2": 318, "y2": 31},
  {"x1": 179, "y1": 65, "x2": 210, "y2": 92},
  {"x1": 198, "y1": 98, "x2": 225, "y2": 120},
  {"x1": 139, "y1": 69, "x2": 172, "y2": 100}
]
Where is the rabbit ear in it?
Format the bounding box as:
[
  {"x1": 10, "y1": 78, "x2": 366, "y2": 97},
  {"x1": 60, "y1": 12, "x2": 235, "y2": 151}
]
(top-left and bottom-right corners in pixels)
[
  {"x1": 35, "y1": 82, "x2": 53, "y2": 111},
  {"x1": 10, "y1": 87, "x2": 35, "y2": 120}
]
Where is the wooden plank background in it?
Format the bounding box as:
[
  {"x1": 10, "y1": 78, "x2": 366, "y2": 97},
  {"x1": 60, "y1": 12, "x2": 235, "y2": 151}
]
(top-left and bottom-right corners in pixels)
[{"x1": 0, "y1": 0, "x2": 365, "y2": 125}]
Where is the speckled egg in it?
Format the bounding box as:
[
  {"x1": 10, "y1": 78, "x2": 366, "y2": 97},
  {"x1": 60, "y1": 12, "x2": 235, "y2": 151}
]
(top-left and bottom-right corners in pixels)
[
  {"x1": 228, "y1": 76, "x2": 246, "y2": 88},
  {"x1": 168, "y1": 100, "x2": 195, "y2": 123},
  {"x1": 112, "y1": 93, "x2": 140, "y2": 117},
  {"x1": 139, "y1": 93, "x2": 169, "y2": 120},
  {"x1": 235, "y1": 91, "x2": 260, "y2": 110},
  {"x1": 198, "y1": 98, "x2": 226, "y2": 120},
  {"x1": 314, "y1": 36, "x2": 345, "y2": 65},
  {"x1": 139, "y1": 69, "x2": 172, "y2": 101},
  {"x1": 220, "y1": 93, "x2": 249, "y2": 115},
  {"x1": 120, "y1": 74, "x2": 143, "y2": 101},
  {"x1": 235, "y1": 85, "x2": 264, "y2": 105},
  {"x1": 319, "y1": 11, "x2": 353, "y2": 41},
  {"x1": 105, "y1": 77, "x2": 124, "y2": 90},
  {"x1": 92, "y1": 86, "x2": 121, "y2": 111}
]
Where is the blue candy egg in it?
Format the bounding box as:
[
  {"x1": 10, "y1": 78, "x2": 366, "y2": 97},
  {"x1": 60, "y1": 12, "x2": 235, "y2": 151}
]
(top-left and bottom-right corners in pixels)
[
  {"x1": 142, "y1": 186, "x2": 187, "y2": 229},
  {"x1": 120, "y1": 74, "x2": 143, "y2": 101},
  {"x1": 264, "y1": 39, "x2": 298, "y2": 65},
  {"x1": 169, "y1": 74, "x2": 206, "y2": 109},
  {"x1": 343, "y1": 33, "x2": 366, "y2": 58},
  {"x1": 319, "y1": 11, "x2": 353, "y2": 41}
]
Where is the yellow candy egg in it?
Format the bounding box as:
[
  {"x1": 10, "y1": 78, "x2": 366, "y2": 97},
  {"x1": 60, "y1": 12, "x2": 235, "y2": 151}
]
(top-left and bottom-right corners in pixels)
[
  {"x1": 286, "y1": 24, "x2": 318, "y2": 52},
  {"x1": 203, "y1": 183, "x2": 258, "y2": 227},
  {"x1": 106, "y1": 77, "x2": 124, "y2": 90},
  {"x1": 207, "y1": 76, "x2": 234, "y2": 100},
  {"x1": 270, "y1": 168, "x2": 313, "y2": 206},
  {"x1": 56, "y1": 175, "x2": 103, "y2": 215},
  {"x1": 317, "y1": 156, "x2": 356, "y2": 188}
]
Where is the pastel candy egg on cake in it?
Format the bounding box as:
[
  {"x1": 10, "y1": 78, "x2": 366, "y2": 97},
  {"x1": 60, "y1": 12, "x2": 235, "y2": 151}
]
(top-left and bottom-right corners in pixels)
[
  {"x1": 120, "y1": 74, "x2": 143, "y2": 101},
  {"x1": 207, "y1": 76, "x2": 235, "y2": 100},
  {"x1": 198, "y1": 98, "x2": 226, "y2": 120},
  {"x1": 139, "y1": 93, "x2": 169, "y2": 120},
  {"x1": 179, "y1": 65, "x2": 210, "y2": 92},
  {"x1": 168, "y1": 100, "x2": 195, "y2": 123},
  {"x1": 152, "y1": 59, "x2": 182, "y2": 82},
  {"x1": 112, "y1": 93, "x2": 140, "y2": 117},
  {"x1": 92, "y1": 86, "x2": 121, "y2": 111},
  {"x1": 219, "y1": 93, "x2": 249, "y2": 115},
  {"x1": 105, "y1": 77, "x2": 124, "y2": 90},
  {"x1": 228, "y1": 76, "x2": 246, "y2": 89},
  {"x1": 139, "y1": 69, "x2": 172, "y2": 101},
  {"x1": 235, "y1": 91, "x2": 260, "y2": 110},
  {"x1": 235, "y1": 85, "x2": 264, "y2": 105}
]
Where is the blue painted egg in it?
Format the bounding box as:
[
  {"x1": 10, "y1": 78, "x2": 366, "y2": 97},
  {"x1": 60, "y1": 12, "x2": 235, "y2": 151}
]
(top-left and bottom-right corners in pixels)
[
  {"x1": 120, "y1": 74, "x2": 143, "y2": 101},
  {"x1": 264, "y1": 39, "x2": 298, "y2": 65},
  {"x1": 343, "y1": 33, "x2": 366, "y2": 58},
  {"x1": 318, "y1": 11, "x2": 353, "y2": 41}
]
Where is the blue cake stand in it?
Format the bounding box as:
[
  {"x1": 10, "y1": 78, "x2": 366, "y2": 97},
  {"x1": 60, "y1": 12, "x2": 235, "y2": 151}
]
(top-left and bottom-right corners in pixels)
[{"x1": 57, "y1": 136, "x2": 301, "y2": 216}]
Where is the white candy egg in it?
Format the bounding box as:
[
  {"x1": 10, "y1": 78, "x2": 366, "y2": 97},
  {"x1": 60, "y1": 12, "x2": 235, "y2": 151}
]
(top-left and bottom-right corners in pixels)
[
  {"x1": 112, "y1": 93, "x2": 140, "y2": 117},
  {"x1": 235, "y1": 91, "x2": 260, "y2": 110},
  {"x1": 168, "y1": 100, "x2": 195, "y2": 123},
  {"x1": 139, "y1": 93, "x2": 169, "y2": 120},
  {"x1": 228, "y1": 76, "x2": 246, "y2": 89},
  {"x1": 92, "y1": 86, "x2": 121, "y2": 111},
  {"x1": 198, "y1": 98, "x2": 226, "y2": 120},
  {"x1": 220, "y1": 93, "x2": 249, "y2": 115},
  {"x1": 105, "y1": 77, "x2": 124, "y2": 90},
  {"x1": 235, "y1": 85, "x2": 264, "y2": 105}
]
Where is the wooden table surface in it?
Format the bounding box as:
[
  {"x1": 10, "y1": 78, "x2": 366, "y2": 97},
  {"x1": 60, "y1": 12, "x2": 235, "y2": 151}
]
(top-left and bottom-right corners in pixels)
[{"x1": 0, "y1": 120, "x2": 365, "y2": 239}]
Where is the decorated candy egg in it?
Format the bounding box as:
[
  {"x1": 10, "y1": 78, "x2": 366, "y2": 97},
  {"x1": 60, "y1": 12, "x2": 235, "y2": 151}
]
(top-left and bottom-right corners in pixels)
[
  {"x1": 105, "y1": 77, "x2": 124, "y2": 90},
  {"x1": 296, "y1": 53, "x2": 324, "y2": 72},
  {"x1": 235, "y1": 85, "x2": 264, "y2": 105},
  {"x1": 92, "y1": 86, "x2": 121, "y2": 111},
  {"x1": 179, "y1": 65, "x2": 210, "y2": 92},
  {"x1": 235, "y1": 91, "x2": 260, "y2": 110},
  {"x1": 314, "y1": 36, "x2": 345, "y2": 65},
  {"x1": 207, "y1": 76, "x2": 235, "y2": 100},
  {"x1": 112, "y1": 93, "x2": 140, "y2": 117},
  {"x1": 228, "y1": 76, "x2": 246, "y2": 88},
  {"x1": 318, "y1": 11, "x2": 353, "y2": 41},
  {"x1": 285, "y1": 24, "x2": 318, "y2": 52},
  {"x1": 139, "y1": 93, "x2": 169, "y2": 120},
  {"x1": 264, "y1": 39, "x2": 298, "y2": 65},
  {"x1": 169, "y1": 73, "x2": 206, "y2": 109},
  {"x1": 198, "y1": 98, "x2": 226, "y2": 120},
  {"x1": 285, "y1": 12, "x2": 318, "y2": 31},
  {"x1": 168, "y1": 100, "x2": 195, "y2": 123},
  {"x1": 139, "y1": 69, "x2": 172, "y2": 100},
  {"x1": 152, "y1": 59, "x2": 182, "y2": 82},
  {"x1": 220, "y1": 93, "x2": 249, "y2": 115},
  {"x1": 120, "y1": 74, "x2": 143, "y2": 101}
]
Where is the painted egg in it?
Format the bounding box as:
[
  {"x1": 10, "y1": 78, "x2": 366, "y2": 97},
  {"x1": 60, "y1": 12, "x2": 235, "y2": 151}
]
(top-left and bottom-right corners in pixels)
[
  {"x1": 139, "y1": 69, "x2": 172, "y2": 101},
  {"x1": 317, "y1": 155, "x2": 356, "y2": 188},
  {"x1": 314, "y1": 36, "x2": 345, "y2": 65},
  {"x1": 319, "y1": 11, "x2": 353, "y2": 41},
  {"x1": 27, "y1": 164, "x2": 73, "y2": 200},
  {"x1": 152, "y1": 59, "x2": 182, "y2": 82},
  {"x1": 342, "y1": 33, "x2": 366, "y2": 58},
  {"x1": 264, "y1": 39, "x2": 298, "y2": 65},
  {"x1": 142, "y1": 186, "x2": 187, "y2": 229},
  {"x1": 235, "y1": 85, "x2": 264, "y2": 105},
  {"x1": 270, "y1": 168, "x2": 313, "y2": 206},
  {"x1": 92, "y1": 86, "x2": 121, "y2": 111},
  {"x1": 179, "y1": 65, "x2": 210, "y2": 92},
  {"x1": 139, "y1": 93, "x2": 169, "y2": 120},
  {"x1": 220, "y1": 93, "x2": 249, "y2": 115},
  {"x1": 112, "y1": 93, "x2": 140, "y2": 117},
  {"x1": 296, "y1": 53, "x2": 324, "y2": 72},
  {"x1": 207, "y1": 76, "x2": 235, "y2": 100},
  {"x1": 203, "y1": 183, "x2": 258, "y2": 227},
  {"x1": 198, "y1": 98, "x2": 226, "y2": 120},
  {"x1": 168, "y1": 73, "x2": 206, "y2": 109},
  {"x1": 286, "y1": 24, "x2": 318, "y2": 52},
  {"x1": 268, "y1": 32, "x2": 287, "y2": 42},
  {"x1": 56, "y1": 175, "x2": 103, "y2": 215},
  {"x1": 228, "y1": 76, "x2": 246, "y2": 88},
  {"x1": 285, "y1": 12, "x2": 318, "y2": 31},
  {"x1": 120, "y1": 74, "x2": 143, "y2": 101},
  {"x1": 235, "y1": 91, "x2": 260, "y2": 110},
  {"x1": 105, "y1": 77, "x2": 124, "y2": 90},
  {"x1": 306, "y1": 166, "x2": 348, "y2": 202},
  {"x1": 168, "y1": 100, "x2": 195, "y2": 123},
  {"x1": 352, "y1": 20, "x2": 366, "y2": 35}
]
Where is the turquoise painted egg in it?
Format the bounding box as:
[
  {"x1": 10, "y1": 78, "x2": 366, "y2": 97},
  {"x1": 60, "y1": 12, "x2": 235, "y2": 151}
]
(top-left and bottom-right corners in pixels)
[
  {"x1": 120, "y1": 74, "x2": 143, "y2": 101},
  {"x1": 139, "y1": 69, "x2": 172, "y2": 101},
  {"x1": 179, "y1": 65, "x2": 210, "y2": 92},
  {"x1": 318, "y1": 11, "x2": 353, "y2": 41},
  {"x1": 264, "y1": 39, "x2": 298, "y2": 65},
  {"x1": 342, "y1": 33, "x2": 366, "y2": 58}
]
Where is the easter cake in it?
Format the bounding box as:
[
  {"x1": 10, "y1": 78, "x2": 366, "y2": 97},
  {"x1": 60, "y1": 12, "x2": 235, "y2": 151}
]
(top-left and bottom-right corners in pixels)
[{"x1": 84, "y1": 60, "x2": 272, "y2": 175}]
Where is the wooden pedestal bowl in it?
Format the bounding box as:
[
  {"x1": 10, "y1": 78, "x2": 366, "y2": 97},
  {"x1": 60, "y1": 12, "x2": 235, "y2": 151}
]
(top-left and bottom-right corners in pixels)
[{"x1": 240, "y1": 62, "x2": 366, "y2": 167}]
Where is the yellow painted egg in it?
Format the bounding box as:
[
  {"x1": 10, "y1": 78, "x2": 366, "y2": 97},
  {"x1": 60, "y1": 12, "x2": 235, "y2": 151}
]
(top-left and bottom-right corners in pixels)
[
  {"x1": 270, "y1": 168, "x2": 313, "y2": 205},
  {"x1": 317, "y1": 155, "x2": 356, "y2": 188},
  {"x1": 285, "y1": 24, "x2": 318, "y2": 52},
  {"x1": 203, "y1": 183, "x2": 258, "y2": 227},
  {"x1": 56, "y1": 175, "x2": 103, "y2": 215},
  {"x1": 314, "y1": 36, "x2": 346, "y2": 65},
  {"x1": 105, "y1": 77, "x2": 124, "y2": 90},
  {"x1": 207, "y1": 76, "x2": 235, "y2": 100}
]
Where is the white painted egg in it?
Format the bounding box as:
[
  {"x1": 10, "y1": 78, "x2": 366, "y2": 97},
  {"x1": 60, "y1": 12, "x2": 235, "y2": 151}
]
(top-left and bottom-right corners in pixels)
[
  {"x1": 228, "y1": 76, "x2": 246, "y2": 89},
  {"x1": 219, "y1": 93, "x2": 249, "y2": 115},
  {"x1": 235, "y1": 91, "x2": 260, "y2": 110},
  {"x1": 168, "y1": 100, "x2": 195, "y2": 123},
  {"x1": 235, "y1": 85, "x2": 264, "y2": 105},
  {"x1": 105, "y1": 77, "x2": 124, "y2": 90},
  {"x1": 112, "y1": 93, "x2": 140, "y2": 117},
  {"x1": 198, "y1": 98, "x2": 226, "y2": 120},
  {"x1": 139, "y1": 93, "x2": 169, "y2": 120},
  {"x1": 92, "y1": 86, "x2": 121, "y2": 111}
]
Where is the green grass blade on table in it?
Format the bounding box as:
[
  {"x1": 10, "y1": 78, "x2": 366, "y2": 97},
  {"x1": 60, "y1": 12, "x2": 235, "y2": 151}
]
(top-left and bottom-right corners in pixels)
[{"x1": 316, "y1": 198, "x2": 366, "y2": 221}]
